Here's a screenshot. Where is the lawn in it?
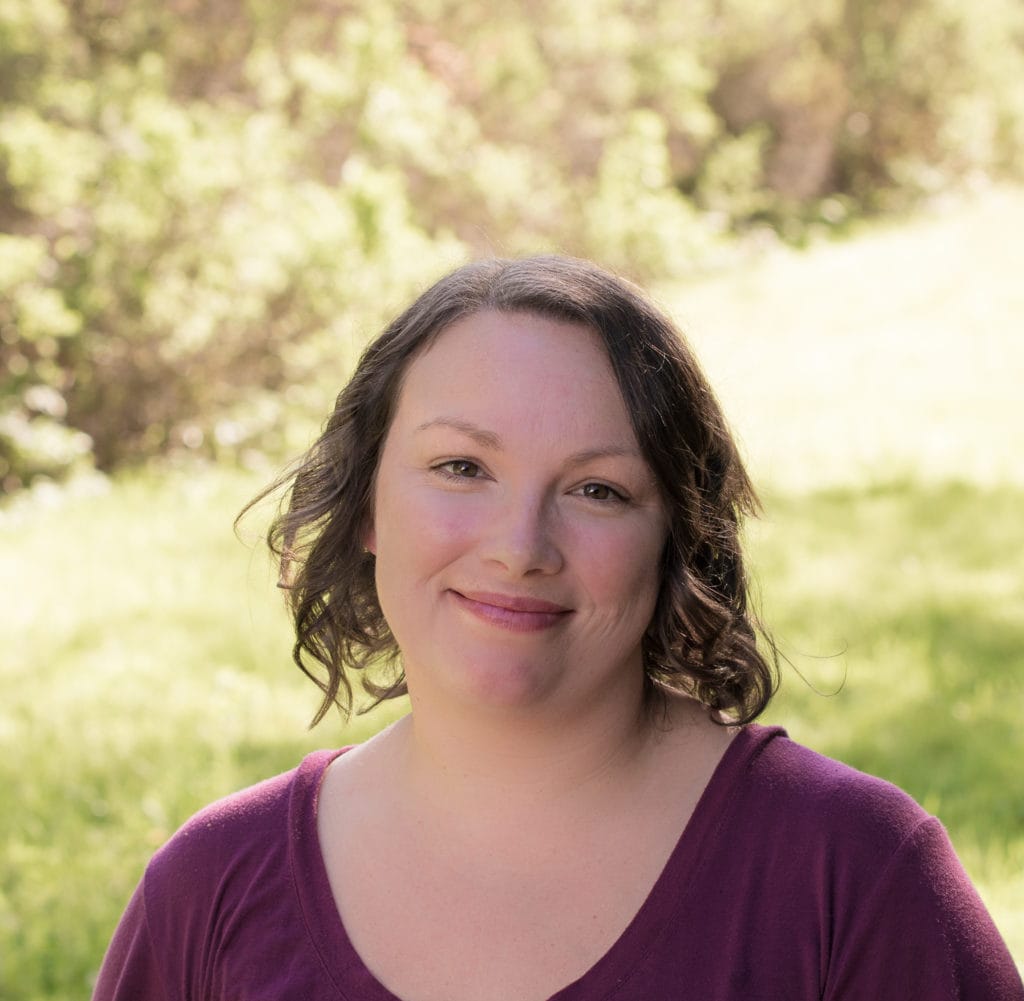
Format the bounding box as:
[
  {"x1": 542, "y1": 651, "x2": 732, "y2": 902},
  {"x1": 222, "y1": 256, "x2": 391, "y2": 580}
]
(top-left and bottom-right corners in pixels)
[{"x1": 2, "y1": 186, "x2": 1022, "y2": 997}]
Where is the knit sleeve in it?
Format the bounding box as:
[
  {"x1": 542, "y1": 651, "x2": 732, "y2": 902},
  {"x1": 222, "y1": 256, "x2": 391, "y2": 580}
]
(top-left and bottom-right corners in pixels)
[
  {"x1": 823, "y1": 816, "x2": 1023, "y2": 1001},
  {"x1": 91, "y1": 877, "x2": 173, "y2": 1001}
]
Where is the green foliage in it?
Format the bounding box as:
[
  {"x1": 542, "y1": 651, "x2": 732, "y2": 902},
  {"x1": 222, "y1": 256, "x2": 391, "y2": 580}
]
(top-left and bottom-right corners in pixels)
[
  {"x1": 584, "y1": 109, "x2": 714, "y2": 277},
  {"x1": 0, "y1": 0, "x2": 465, "y2": 492},
  {"x1": 2, "y1": 0, "x2": 1023, "y2": 489}
]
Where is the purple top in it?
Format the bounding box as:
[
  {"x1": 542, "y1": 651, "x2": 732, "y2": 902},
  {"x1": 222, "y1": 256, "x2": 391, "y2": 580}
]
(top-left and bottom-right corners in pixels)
[{"x1": 94, "y1": 725, "x2": 1024, "y2": 1000}]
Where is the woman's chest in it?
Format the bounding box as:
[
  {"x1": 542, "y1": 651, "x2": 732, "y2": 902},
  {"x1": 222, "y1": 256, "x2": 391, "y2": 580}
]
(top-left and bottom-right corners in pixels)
[
  {"x1": 320, "y1": 805, "x2": 687, "y2": 1001},
  {"x1": 323, "y1": 831, "x2": 667, "y2": 994}
]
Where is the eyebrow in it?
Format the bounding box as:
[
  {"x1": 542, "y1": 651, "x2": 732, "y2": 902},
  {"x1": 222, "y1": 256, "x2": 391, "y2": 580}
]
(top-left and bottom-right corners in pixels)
[
  {"x1": 415, "y1": 417, "x2": 642, "y2": 464},
  {"x1": 416, "y1": 417, "x2": 501, "y2": 449}
]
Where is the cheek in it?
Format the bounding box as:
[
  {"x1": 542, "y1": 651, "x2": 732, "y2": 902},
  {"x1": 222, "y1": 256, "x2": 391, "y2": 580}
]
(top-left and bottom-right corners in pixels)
[
  {"x1": 579, "y1": 521, "x2": 666, "y2": 610},
  {"x1": 375, "y1": 483, "x2": 477, "y2": 572}
]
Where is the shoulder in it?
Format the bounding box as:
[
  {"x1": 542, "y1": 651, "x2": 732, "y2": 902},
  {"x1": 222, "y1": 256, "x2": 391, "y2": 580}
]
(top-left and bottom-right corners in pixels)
[
  {"x1": 94, "y1": 750, "x2": 347, "y2": 1000},
  {"x1": 153, "y1": 750, "x2": 338, "y2": 861},
  {"x1": 719, "y1": 726, "x2": 1023, "y2": 998},
  {"x1": 710, "y1": 724, "x2": 942, "y2": 925},
  {"x1": 142, "y1": 749, "x2": 342, "y2": 918},
  {"x1": 726, "y1": 723, "x2": 932, "y2": 853}
]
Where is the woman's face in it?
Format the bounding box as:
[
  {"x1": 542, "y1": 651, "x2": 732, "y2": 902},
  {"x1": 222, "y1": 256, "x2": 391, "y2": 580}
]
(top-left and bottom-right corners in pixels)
[{"x1": 368, "y1": 310, "x2": 669, "y2": 715}]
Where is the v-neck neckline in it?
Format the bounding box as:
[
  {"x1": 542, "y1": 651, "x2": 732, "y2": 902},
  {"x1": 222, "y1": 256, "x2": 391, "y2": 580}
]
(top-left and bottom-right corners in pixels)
[{"x1": 291, "y1": 724, "x2": 782, "y2": 1000}]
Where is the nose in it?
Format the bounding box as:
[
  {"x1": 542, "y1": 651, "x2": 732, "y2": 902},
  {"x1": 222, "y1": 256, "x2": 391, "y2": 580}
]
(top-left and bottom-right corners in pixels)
[{"x1": 482, "y1": 492, "x2": 564, "y2": 577}]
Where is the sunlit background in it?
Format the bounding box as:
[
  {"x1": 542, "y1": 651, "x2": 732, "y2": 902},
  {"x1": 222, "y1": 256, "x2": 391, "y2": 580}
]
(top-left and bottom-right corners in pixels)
[{"x1": 2, "y1": 0, "x2": 1023, "y2": 995}]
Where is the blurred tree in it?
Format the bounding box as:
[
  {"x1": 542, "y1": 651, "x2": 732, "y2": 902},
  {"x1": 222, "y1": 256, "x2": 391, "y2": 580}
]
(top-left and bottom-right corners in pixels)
[
  {"x1": 2, "y1": 0, "x2": 1022, "y2": 491},
  {"x1": 0, "y1": 0, "x2": 463, "y2": 491}
]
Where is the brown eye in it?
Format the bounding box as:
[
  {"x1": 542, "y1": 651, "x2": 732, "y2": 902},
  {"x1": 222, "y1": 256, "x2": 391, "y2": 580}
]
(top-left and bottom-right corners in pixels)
[
  {"x1": 439, "y1": 460, "x2": 480, "y2": 478},
  {"x1": 579, "y1": 482, "x2": 626, "y2": 502}
]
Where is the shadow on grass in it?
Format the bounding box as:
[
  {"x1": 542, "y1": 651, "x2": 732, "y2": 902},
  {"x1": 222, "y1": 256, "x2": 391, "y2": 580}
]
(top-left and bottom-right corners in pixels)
[{"x1": 755, "y1": 480, "x2": 1024, "y2": 851}]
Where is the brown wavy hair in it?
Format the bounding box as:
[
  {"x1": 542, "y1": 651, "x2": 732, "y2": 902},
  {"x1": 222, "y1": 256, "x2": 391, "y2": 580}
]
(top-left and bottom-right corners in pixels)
[{"x1": 244, "y1": 255, "x2": 777, "y2": 726}]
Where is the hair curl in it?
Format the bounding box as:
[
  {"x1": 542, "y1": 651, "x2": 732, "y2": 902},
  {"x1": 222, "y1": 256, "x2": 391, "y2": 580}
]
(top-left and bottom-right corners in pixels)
[{"x1": 243, "y1": 255, "x2": 777, "y2": 726}]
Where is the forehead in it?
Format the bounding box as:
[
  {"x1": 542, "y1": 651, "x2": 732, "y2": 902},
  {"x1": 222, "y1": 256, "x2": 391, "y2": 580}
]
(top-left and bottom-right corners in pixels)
[
  {"x1": 390, "y1": 310, "x2": 636, "y2": 444},
  {"x1": 420, "y1": 309, "x2": 611, "y2": 376}
]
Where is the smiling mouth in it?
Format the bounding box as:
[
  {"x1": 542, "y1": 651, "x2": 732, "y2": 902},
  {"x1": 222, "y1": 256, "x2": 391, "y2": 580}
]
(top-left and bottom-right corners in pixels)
[{"x1": 449, "y1": 590, "x2": 573, "y2": 632}]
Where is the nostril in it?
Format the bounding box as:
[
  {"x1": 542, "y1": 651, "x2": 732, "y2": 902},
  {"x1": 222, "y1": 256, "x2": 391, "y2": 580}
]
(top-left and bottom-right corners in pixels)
[{"x1": 482, "y1": 502, "x2": 563, "y2": 576}]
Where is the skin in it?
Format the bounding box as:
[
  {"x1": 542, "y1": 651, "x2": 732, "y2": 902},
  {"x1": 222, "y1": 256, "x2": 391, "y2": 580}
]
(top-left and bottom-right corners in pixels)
[
  {"x1": 318, "y1": 311, "x2": 735, "y2": 1001},
  {"x1": 367, "y1": 308, "x2": 670, "y2": 723}
]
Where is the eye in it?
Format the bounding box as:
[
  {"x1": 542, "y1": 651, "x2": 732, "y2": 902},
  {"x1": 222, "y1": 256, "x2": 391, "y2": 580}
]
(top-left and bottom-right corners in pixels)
[
  {"x1": 434, "y1": 459, "x2": 482, "y2": 480},
  {"x1": 576, "y1": 482, "x2": 628, "y2": 503}
]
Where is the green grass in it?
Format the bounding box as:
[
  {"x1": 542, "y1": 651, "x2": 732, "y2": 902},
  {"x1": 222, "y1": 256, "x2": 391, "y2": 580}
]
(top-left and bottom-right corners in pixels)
[
  {"x1": 753, "y1": 482, "x2": 1024, "y2": 952},
  {"x1": 665, "y1": 184, "x2": 1024, "y2": 490},
  {"x1": 0, "y1": 470, "x2": 410, "y2": 998},
  {"x1": 3, "y1": 187, "x2": 1023, "y2": 997}
]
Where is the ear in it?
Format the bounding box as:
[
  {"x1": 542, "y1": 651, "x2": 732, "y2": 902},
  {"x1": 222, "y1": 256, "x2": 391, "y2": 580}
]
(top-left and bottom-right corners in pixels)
[{"x1": 362, "y1": 520, "x2": 376, "y2": 556}]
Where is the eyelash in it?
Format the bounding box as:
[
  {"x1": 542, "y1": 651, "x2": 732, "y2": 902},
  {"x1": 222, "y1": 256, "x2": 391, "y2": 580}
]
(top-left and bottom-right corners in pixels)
[
  {"x1": 433, "y1": 459, "x2": 483, "y2": 481},
  {"x1": 576, "y1": 482, "x2": 628, "y2": 504},
  {"x1": 431, "y1": 461, "x2": 629, "y2": 504}
]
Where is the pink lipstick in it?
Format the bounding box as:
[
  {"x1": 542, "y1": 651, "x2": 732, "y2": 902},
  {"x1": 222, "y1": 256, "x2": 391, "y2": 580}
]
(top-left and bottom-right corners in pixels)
[{"x1": 449, "y1": 590, "x2": 572, "y2": 633}]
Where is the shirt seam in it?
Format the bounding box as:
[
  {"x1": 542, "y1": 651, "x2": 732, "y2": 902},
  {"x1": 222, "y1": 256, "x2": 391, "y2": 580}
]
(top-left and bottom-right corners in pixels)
[
  {"x1": 140, "y1": 868, "x2": 174, "y2": 1001},
  {"x1": 820, "y1": 812, "x2": 944, "y2": 997},
  {"x1": 594, "y1": 724, "x2": 781, "y2": 1000},
  {"x1": 290, "y1": 748, "x2": 361, "y2": 1001}
]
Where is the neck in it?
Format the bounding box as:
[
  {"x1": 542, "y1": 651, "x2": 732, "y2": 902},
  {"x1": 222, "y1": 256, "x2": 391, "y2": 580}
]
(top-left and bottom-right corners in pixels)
[{"x1": 387, "y1": 675, "x2": 666, "y2": 828}]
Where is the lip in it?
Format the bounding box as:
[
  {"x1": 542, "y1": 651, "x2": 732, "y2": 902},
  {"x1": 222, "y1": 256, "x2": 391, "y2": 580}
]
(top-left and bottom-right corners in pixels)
[
  {"x1": 457, "y1": 590, "x2": 570, "y2": 614},
  {"x1": 449, "y1": 589, "x2": 573, "y2": 632}
]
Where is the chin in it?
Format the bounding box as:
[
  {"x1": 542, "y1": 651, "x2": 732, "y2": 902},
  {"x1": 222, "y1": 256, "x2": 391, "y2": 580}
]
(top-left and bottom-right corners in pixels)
[{"x1": 436, "y1": 653, "x2": 562, "y2": 711}]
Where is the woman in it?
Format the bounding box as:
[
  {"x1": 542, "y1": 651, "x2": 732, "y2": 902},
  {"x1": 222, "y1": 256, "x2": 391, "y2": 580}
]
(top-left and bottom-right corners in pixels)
[{"x1": 94, "y1": 256, "x2": 1023, "y2": 1000}]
